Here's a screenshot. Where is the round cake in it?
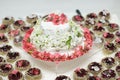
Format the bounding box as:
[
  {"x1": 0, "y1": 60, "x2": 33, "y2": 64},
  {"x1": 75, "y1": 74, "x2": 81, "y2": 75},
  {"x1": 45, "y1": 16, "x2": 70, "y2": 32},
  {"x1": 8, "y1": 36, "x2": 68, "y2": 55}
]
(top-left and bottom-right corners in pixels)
[{"x1": 23, "y1": 12, "x2": 93, "y2": 62}]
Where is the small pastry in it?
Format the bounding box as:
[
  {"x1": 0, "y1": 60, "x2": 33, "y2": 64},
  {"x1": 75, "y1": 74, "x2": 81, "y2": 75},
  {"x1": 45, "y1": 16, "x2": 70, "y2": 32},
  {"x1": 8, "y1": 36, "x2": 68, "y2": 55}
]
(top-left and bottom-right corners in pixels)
[
  {"x1": 101, "y1": 69, "x2": 116, "y2": 80},
  {"x1": 116, "y1": 65, "x2": 120, "y2": 76},
  {"x1": 13, "y1": 36, "x2": 23, "y2": 47},
  {"x1": 0, "y1": 24, "x2": 9, "y2": 33},
  {"x1": 115, "y1": 31, "x2": 120, "y2": 38},
  {"x1": 93, "y1": 23, "x2": 105, "y2": 35},
  {"x1": 101, "y1": 57, "x2": 116, "y2": 68},
  {"x1": 115, "y1": 51, "x2": 120, "y2": 63},
  {"x1": 8, "y1": 29, "x2": 20, "y2": 39},
  {"x1": 103, "y1": 42, "x2": 117, "y2": 54},
  {"x1": 98, "y1": 10, "x2": 110, "y2": 20},
  {"x1": 115, "y1": 38, "x2": 120, "y2": 48},
  {"x1": 2, "y1": 16, "x2": 14, "y2": 25},
  {"x1": 55, "y1": 75, "x2": 71, "y2": 80},
  {"x1": 73, "y1": 68, "x2": 88, "y2": 80},
  {"x1": 15, "y1": 59, "x2": 31, "y2": 71},
  {"x1": 25, "y1": 67, "x2": 42, "y2": 80},
  {"x1": 88, "y1": 62, "x2": 102, "y2": 75},
  {"x1": 8, "y1": 70, "x2": 24, "y2": 80},
  {"x1": 20, "y1": 25, "x2": 31, "y2": 33},
  {"x1": 0, "y1": 56, "x2": 6, "y2": 65},
  {"x1": 84, "y1": 18, "x2": 96, "y2": 29},
  {"x1": 0, "y1": 33, "x2": 8, "y2": 43},
  {"x1": 26, "y1": 14, "x2": 38, "y2": 25},
  {"x1": 6, "y1": 51, "x2": 20, "y2": 62},
  {"x1": 103, "y1": 32, "x2": 114, "y2": 42},
  {"x1": 0, "y1": 44, "x2": 12, "y2": 55},
  {"x1": 86, "y1": 13, "x2": 98, "y2": 21},
  {"x1": 87, "y1": 76, "x2": 101, "y2": 80},
  {"x1": 72, "y1": 15, "x2": 84, "y2": 24},
  {"x1": 98, "y1": 17, "x2": 109, "y2": 26},
  {"x1": 107, "y1": 23, "x2": 119, "y2": 32},
  {"x1": 13, "y1": 20, "x2": 25, "y2": 29},
  {"x1": 0, "y1": 63, "x2": 13, "y2": 76}
]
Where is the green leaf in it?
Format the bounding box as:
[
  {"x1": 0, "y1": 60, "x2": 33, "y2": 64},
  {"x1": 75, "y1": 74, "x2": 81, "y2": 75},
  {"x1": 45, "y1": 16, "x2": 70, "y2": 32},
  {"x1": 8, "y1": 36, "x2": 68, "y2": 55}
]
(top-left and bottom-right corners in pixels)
[{"x1": 66, "y1": 36, "x2": 72, "y2": 49}]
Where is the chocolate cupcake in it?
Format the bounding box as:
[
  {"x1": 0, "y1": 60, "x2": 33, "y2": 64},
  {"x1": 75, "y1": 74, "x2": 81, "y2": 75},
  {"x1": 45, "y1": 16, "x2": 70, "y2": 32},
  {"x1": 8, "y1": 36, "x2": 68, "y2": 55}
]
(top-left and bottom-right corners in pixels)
[
  {"x1": 98, "y1": 10, "x2": 110, "y2": 20},
  {"x1": 86, "y1": 13, "x2": 98, "y2": 21},
  {"x1": 85, "y1": 18, "x2": 96, "y2": 29},
  {"x1": 116, "y1": 31, "x2": 120, "y2": 38},
  {"x1": 0, "y1": 56, "x2": 6, "y2": 65},
  {"x1": 8, "y1": 29, "x2": 20, "y2": 39},
  {"x1": 72, "y1": 15, "x2": 84, "y2": 24},
  {"x1": 0, "y1": 44, "x2": 12, "y2": 55},
  {"x1": 25, "y1": 67, "x2": 42, "y2": 80},
  {"x1": 115, "y1": 38, "x2": 120, "y2": 48},
  {"x1": 0, "y1": 63, "x2": 13, "y2": 76},
  {"x1": 26, "y1": 14, "x2": 38, "y2": 25},
  {"x1": 107, "y1": 23, "x2": 119, "y2": 32},
  {"x1": 13, "y1": 20, "x2": 25, "y2": 29},
  {"x1": 93, "y1": 23, "x2": 105, "y2": 35},
  {"x1": 15, "y1": 59, "x2": 31, "y2": 71},
  {"x1": 101, "y1": 57, "x2": 116, "y2": 68},
  {"x1": 2, "y1": 16, "x2": 14, "y2": 25},
  {"x1": 6, "y1": 51, "x2": 20, "y2": 62},
  {"x1": 101, "y1": 69, "x2": 116, "y2": 80},
  {"x1": 115, "y1": 51, "x2": 120, "y2": 63},
  {"x1": 13, "y1": 36, "x2": 23, "y2": 47},
  {"x1": 55, "y1": 75, "x2": 71, "y2": 80},
  {"x1": 0, "y1": 33, "x2": 8, "y2": 43},
  {"x1": 116, "y1": 65, "x2": 120, "y2": 76},
  {"x1": 88, "y1": 62, "x2": 102, "y2": 75},
  {"x1": 103, "y1": 32, "x2": 114, "y2": 42},
  {"x1": 8, "y1": 70, "x2": 24, "y2": 80},
  {"x1": 103, "y1": 42, "x2": 117, "y2": 54},
  {"x1": 98, "y1": 17, "x2": 109, "y2": 26},
  {"x1": 0, "y1": 24, "x2": 9, "y2": 33},
  {"x1": 87, "y1": 76, "x2": 101, "y2": 80},
  {"x1": 73, "y1": 68, "x2": 88, "y2": 80}
]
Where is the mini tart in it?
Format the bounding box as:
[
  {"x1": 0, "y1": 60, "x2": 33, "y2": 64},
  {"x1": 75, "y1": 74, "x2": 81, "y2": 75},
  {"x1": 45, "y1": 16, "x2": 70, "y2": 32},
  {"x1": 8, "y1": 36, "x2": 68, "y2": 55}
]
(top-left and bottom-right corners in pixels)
[
  {"x1": 101, "y1": 57, "x2": 116, "y2": 68},
  {"x1": 101, "y1": 69, "x2": 116, "y2": 80},
  {"x1": 116, "y1": 31, "x2": 120, "y2": 38},
  {"x1": 13, "y1": 36, "x2": 23, "y2": 47},
  {"x1": 2, "y1": 16, "x2": 14, "y2": 25},
  {"x1": 116, "y1": 65, "x2": 120, "y2": 76},
  {"x1": 6, "y1": 51, "x2": 20, "y2": 62},
  {"x1": 73, "y1": 68, "x2": 88, "y2": 80},
  {"x1": 0, "y1": 63, "x2": 13, "y2": 76},
  {"x1": 93, "y1": 23, "x2": 105, "y2": 35},
  {"x1": 115, "y1": 38, "x2": 120, "y2": 48},
  {"x1": 87, "y1": 76, "x2": 101, "y2": 80},
  {"x1": 15, "y1": 59, "x2": 31, "y2": 71},
  {"x1": 20, "y1": 25, "x2": 31, "y2": 33},
  {"x1": 0, "y1": 44, "x2": 12, "y2": 55},
  {"x1": 86, "y1": 13, "x2": 98, "y2": 20},
  {"x1": 0, "y1": 56, "x2": 6, "y2": 65},
  {"x1": 55, "y1": 75, "x2": 71, "y2": 80},
  {"x1": 8, "y1": 70, "x2": 24, "y2": 80},
  {"x1": 103, "y1": 32, "x2": 114, "y2": 42},
  {"x1": 0, "y1": 24, "x2": 9, "y2": 33},
  {"x1": 72, "y1": 15, "x2": 84, "y2": 24},
  {"x1": 88, "y1": 62, "x2": 102, "y2": 75},
  {"x1": 98, "y1": 10, "x2": 110, "y2": 20},
  {"x1": 13, "y1": 20, "x2": 25, "y2": 29},
  {"x1": 25, "y1": 67, "x2": 41, "y2": 80},
  {"x1": 0, "y1": 33, "x2": 8, "y2": 43},
  {"x1": 115, "y1": 51, "x2": 120, "y2": 62},
  {"x1": 8, "y1": 29, "x2": 20, "y2": 39},
  {"x1": 107, "y1": 23, "x2": 119, "y2": 32},
  {"x1": 98, "y1": 17, "x2": 109, "y2": 26},
  {"x1": 84, "y1": 18, "x2": 96, "y2": 29},
  {"x1": 26, "y1": 14, "x2": 38, "y2": 25}
]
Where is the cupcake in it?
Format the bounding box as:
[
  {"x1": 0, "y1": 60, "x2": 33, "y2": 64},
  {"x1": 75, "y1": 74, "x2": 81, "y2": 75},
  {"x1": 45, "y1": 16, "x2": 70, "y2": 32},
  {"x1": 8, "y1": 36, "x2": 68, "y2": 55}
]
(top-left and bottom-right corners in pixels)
[
  {"x1": 0, "y1": 63, "x2": 13, "y2": 76},
  {"x1": 13, "y1": 20, "x2": 25, "y2": 29},
  {"x1": 0, "y1": 44, "x2": 12, "y2": 55},
  {"x1": 101, "y1": 69, "x2": 116, "y2": 80},
  {"x1": 6, "y1": 51, "x2": 20, "y2": 62},
  {"x1": 84, "y1": 18, "x2": 96, "y2": 29},
  {"x1": 87, "y1": 76, "x2": 101, "y2": 80},
  {"x1": 0, "y1": 33, "x2": 8, "y2": 43},
  {"x1": 115, "y1": 38, "x2": 120, "y2": 48},
  {"x1": 115, "y1": 31, "x2": 120, "y2": 38},
  {"x1": 98, "y1": 10, "x2": 110, "y2": 20},
  {"x1": 93, "y1": 23, "x2": 105, "y2": 35},
  {"x1": 8, "y1": 70, "x2": 24, "y2": 80},
  {"x1": 26, "y1": 14, "x2": 38, "y2": 25},
  {"x1": 8, "y1": 29, "x2": 20, "y2": 39},
  {"x1": 55, "y1": 75, "x2": 71, "y2": 80},
  {"x1": 13, "y1": 36, "x2": 23, "y2": 47},
  {"x1": 116, "y1": 65, "x2": 120, "y2": 76},
  {"x1": 103, "y1": 32, "x2": 114, "y2": 42},
  {"x1": 115, "y1": 51, "x2": 120, "y2": 63},
  {"x1": 2, "y1": 16, "x2": 14, "y2": 25},
  {"x1": 86, "y1": 13, "x2": 98, "y2": 21},
  {"x1": 0, "y1": 24, "x2": 9, "y2": 33},
  {"x1": 72, "y1": 15, "x2": 84, "y2": 24},
  {"x1": 73, "y1": 68, "x2": 88, "y2": 80},
  {"x1": 15, "y1": 59, "x2": 31, "y2": 71},
  {"x1": 98, "y1": 17, "x2": 109, "y2": 26},
  {"x1": 25, "y1": 67, "x2": 42, "y2": 80},
  {"x1": 101, "y1": 57, "x2": 116, "y2": 68},
  {"x1": 107, "y1": 23, "x2": 119, "y2": 32},
  {"x1": 103, "y1": 42, "x2": 117, "y2": 54},
  {"x1": 0, "y1": 56, "x2": 6, "y2": 65}
]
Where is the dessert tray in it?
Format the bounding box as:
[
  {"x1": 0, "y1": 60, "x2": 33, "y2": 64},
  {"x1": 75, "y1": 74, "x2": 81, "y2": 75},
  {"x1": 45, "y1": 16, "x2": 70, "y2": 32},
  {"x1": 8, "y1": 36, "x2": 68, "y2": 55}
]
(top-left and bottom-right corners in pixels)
[{"x1": 0, "y1": 10, "x2": 120, "y2": 80}]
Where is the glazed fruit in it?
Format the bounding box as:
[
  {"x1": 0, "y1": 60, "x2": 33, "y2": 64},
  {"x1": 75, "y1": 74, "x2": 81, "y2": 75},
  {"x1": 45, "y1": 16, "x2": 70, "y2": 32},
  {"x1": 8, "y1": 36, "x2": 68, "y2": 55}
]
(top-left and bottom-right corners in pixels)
[{"x1": 55, "y1": 75, "x2": 71, "y2": 80}]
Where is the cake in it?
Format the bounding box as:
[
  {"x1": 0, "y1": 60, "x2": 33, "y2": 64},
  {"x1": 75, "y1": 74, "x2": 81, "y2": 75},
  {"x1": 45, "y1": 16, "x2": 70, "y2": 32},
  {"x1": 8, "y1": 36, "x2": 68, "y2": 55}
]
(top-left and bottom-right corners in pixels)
[{"x1": 22, "y1": 12, "x2": 93, "y2": 62}]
